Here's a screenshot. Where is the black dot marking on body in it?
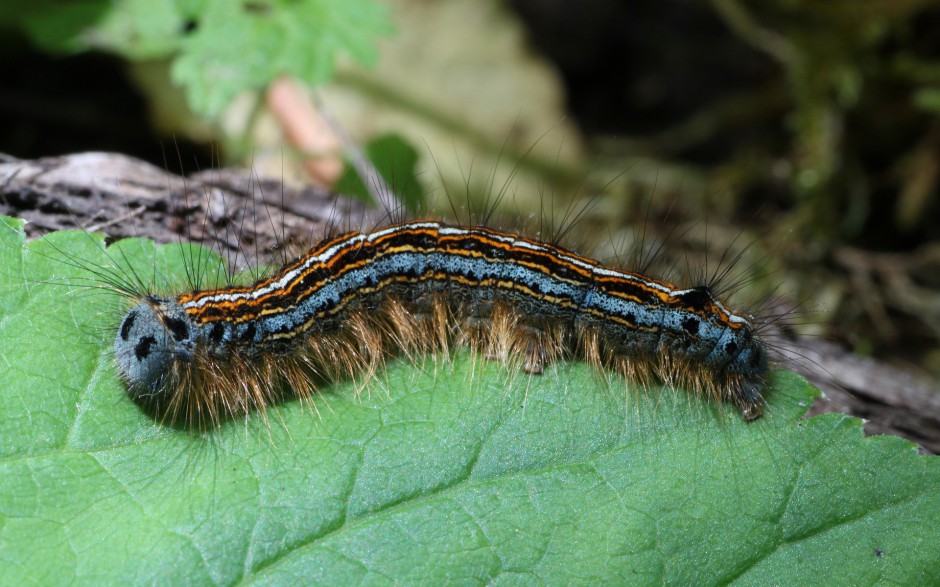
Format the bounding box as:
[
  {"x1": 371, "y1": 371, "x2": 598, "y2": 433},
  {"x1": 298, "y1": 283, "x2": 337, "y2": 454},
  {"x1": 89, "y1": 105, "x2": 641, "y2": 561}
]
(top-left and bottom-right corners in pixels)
[
  {"x1": 120, "y1": 310, "x2": 138, "y2": 341},
  {"x1": 164, "y1": 317, "x2": 190, "y2": 342},
  {"x1": 135, "y1": 336, "x2": 156, "y2": 361},
  {"x1": 682, "y1": 317, "x2": 700, "y2": 335},
  {"x1": 210, "y1": 323, "x2": 226, "y2": 343},
  {"x1": 203, "y1": 307, "x2": 223, "y2": 319},
  {"x1": 460, "y1": 238, "x2": 482, "y2": 252},
  {"x1": 241, "y1": 323, "x2": 257, "y2": 341},
  {"x1": 623, "y1": 311, "x2": 635, "y2": 325},
  {"x1": 725, "y1": 340, "x2": 738, "y2": 355},
  {"x1": 676, "y1": 286, "x2": 713, "y2": 311}
]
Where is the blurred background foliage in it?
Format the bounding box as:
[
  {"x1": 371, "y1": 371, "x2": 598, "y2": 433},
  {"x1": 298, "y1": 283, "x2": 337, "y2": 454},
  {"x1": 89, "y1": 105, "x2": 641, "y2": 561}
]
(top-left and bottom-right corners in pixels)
[{"x1": 1, "y1": 0, "x2": 939, "y2": 381}]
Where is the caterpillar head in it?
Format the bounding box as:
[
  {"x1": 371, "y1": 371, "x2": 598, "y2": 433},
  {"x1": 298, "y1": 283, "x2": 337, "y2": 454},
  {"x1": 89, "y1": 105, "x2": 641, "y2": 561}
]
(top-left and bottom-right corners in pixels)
[{"x1": 114, "y1": 296, "x2": 196, "y2": 410}]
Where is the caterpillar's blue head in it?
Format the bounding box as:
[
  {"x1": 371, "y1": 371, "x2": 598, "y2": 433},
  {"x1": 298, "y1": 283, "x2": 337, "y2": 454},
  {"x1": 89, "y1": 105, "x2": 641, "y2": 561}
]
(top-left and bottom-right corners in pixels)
[{"x1": 114, "y1": 296, "x2": 196, "y2": 410}]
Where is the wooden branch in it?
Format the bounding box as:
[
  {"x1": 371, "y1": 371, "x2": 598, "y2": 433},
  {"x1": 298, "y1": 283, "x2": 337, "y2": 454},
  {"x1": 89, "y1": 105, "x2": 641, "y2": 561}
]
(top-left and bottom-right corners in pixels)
[
  {"x1": 2, "y1": 152, "x2": 937, "y2": 453},
  {"x1": 0, "y1": 152, "x2": 379, "y2": 270}
]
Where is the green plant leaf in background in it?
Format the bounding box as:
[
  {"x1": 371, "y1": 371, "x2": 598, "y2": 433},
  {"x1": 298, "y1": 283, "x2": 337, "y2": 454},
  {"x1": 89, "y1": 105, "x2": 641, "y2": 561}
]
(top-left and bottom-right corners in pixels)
[
  {"x1": 2, "y1": 0, "x2": 393, "y2": 118},
  {"x1": 335, "y1": 132, "x2": 424, "y2": 211},
  {"x1": 0, "y1": 220, "x2": 938, "y2": 585},
  {"x1": 173, "y1": 0, "x2": 393, "y2": 118}
]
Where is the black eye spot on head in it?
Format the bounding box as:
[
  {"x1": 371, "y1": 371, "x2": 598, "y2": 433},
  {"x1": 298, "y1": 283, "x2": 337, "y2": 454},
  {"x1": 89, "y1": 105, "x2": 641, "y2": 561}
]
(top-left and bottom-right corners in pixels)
[
  {"x1": 725, "y1": 340, "x2": 738, "y2": 355},
  {"x1": 210, "y1": 323, "x2": 226, "y2": 343},
  {"x1": 120, "y1": 310, "x2": 138, "y2": 341},
  {"x1": 676, "y1": 286, "x2": 713, "y2": 311},
  {"x1": 682, "y1": 317, "x2": 700, "y2": 335},
  {"x1": 164, "y1": 317, "x2": 190, "y2": 342},
  {"x1": 135, "y1": 335, "x2": 156, "y2": 361}
]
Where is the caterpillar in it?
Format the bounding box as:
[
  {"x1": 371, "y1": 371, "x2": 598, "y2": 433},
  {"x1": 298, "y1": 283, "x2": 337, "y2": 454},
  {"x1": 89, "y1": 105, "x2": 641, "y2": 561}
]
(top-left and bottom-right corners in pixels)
[{"x1": 113, "y1": 216, "x2": 769, "y2": 429}]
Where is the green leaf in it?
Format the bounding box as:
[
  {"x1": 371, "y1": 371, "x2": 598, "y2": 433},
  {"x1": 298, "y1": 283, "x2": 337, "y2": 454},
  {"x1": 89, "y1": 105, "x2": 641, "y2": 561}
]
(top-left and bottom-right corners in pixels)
[
  {"x1": 83, "y1": 0, "x2": 192, "y2": 59},
  {"x1": 172, "y1": 0, "x2": 394, "y2": 118},
  {"x1": 1, "y1": 0, "x2": 190, "y2": 57},
  {"x1": 4, "y1": 0, "x2": 111, "y2": 54},
  {"x1": 0, "y1": 221, "x2": 938, "y2": 585},
  {"x1": 4, "y1": 0, "x2": 391, "y2": 117},
  {"x1": 335, "y1": 132, "x2": 425, "y2": 211}
]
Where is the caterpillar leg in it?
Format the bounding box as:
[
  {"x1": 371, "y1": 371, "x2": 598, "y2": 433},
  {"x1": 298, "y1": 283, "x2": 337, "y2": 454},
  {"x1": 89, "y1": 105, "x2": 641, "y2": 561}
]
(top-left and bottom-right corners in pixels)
[
  {"x1": 521, "y1": 338, "x2": 548, "y2": 375},
  {"x1": 733, "y1": 378, "x2": 765, "y2": 421}
]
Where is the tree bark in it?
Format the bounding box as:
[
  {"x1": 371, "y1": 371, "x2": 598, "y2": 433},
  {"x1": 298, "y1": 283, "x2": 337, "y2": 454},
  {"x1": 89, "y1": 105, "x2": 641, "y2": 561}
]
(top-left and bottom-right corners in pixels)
[{"x1": 0, "y1": 151, "x2": 378, "y2": 269}]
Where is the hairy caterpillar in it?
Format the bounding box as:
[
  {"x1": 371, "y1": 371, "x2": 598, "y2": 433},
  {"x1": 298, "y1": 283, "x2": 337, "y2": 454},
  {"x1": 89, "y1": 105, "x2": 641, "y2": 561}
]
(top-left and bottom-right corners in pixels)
[{"x1": 113, "y1": 216, "x2": 769, "y2": 429}]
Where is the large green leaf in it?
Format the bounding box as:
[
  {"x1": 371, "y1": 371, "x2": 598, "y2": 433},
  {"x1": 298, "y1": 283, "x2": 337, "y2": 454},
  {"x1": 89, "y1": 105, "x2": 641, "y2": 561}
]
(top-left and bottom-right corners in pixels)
[{"x1": 0, "y1": 219, "x2": 937, "y2": 585}]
